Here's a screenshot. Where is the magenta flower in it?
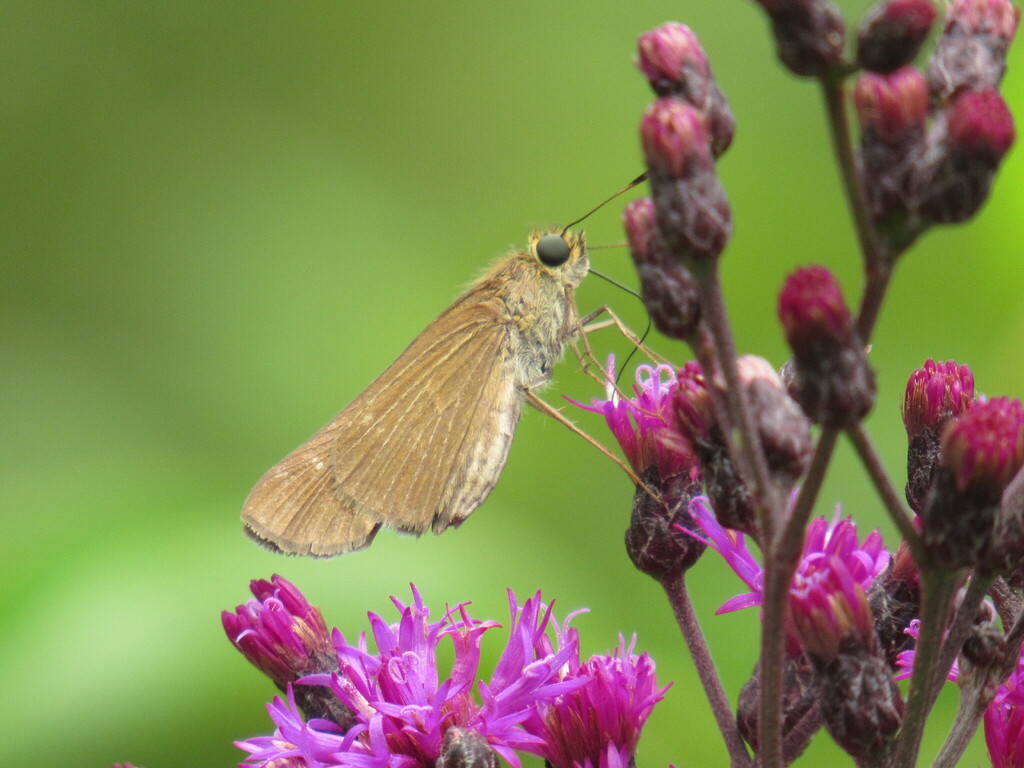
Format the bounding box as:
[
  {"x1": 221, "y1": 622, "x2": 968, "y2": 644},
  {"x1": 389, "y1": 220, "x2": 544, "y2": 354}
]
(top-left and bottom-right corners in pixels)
[
  {"x1": 894, "y1": 619, "x2": 961, "y2": 682},
  {"x1": 234, "y1": 584, "x2": 664, "y2": 768},
  {"x1": 522, "y1": 625, "x2": 670, "y2": 768},
  {"x1": 223, "y1": 575, "x2": 335, "y2": 688},
  {"x1": 788, "y1": 554, "x2": 876, "y2": 663},
  {"x1": 986, "y1": 644, "x2": 1024, "y2": 768},
  {"x1": 687, "y1": 496, "x2": 889, "y2": 614},
  {"x1": 573, "y1": 355, "x2": 697, "y2": 482}
]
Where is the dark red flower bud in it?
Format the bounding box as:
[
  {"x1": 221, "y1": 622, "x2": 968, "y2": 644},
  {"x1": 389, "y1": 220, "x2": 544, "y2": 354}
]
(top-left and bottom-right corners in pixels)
[
  {"x1": 903, "y1": 359, "x2": 976, "y2": 439},
  {"x1": 941, "y1": 396, "x2": 1024, "y2": 496},
  {"x1": 947, "y1": 88, "x2": 1016, "y2": 162},
  {"x1": 911, "y1": 88, "x2": 1015, "y2": 224},
  {"x1": 623, "y1": 197, "x2": 702, "y2": 341},
  {"x1": 626, "y1": 467, "x2": 706, "y2": 580},
  {"x1": 858, "y1": 0, "x2": 938, "y2": 73},
  {"x1": 928, "y1": 0, "x2": 1020, "y2": 101},
  {"x1": 642, "y1": 99, "x2": 732, "y2": 265},
  {"x1": 921, "y1": 397, "x2": 1024, "y2": 568},
  {"x1": 752, "y1": 0, "x2": 847, "y2": 76},
  {"x1": 778, "y1": 266, "x2": 876, "y2": 427},
  {"x1": 903, "y1": 359, "x2": 975, "y2": 512},
  {"x1": 637, "y1": 23, "x2": 735, "y2": 156},
  {"x1": 854, "y1": 67, "x2": 929, "y2": 249}
]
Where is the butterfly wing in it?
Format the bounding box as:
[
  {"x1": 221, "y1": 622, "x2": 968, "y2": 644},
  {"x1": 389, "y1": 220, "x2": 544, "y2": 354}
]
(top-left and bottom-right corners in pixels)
[{"x1": 242, "y1": 292, "x2": 521, "y2": 556}]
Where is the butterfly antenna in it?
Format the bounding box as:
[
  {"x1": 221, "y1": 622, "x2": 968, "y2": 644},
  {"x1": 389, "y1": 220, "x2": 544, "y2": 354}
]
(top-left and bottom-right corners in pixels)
[
  {"x1": 588, "y1": 267, "x2": 653, "y2": 384},
  {"x1": 562, "y1": 171, "x2": 648, "y2": 234}
]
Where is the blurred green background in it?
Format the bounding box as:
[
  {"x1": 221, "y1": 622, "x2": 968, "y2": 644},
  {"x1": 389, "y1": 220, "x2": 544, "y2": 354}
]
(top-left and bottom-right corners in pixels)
[{"x1": 3, "y1": 2, "x2": 1022, "y2": 766}]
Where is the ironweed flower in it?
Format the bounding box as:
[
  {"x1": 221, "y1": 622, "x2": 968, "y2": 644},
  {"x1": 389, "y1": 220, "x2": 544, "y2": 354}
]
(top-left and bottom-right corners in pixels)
[
  {"x1": 788, "y1": 555, "x2": 904, "y2": 760},
  {"x1": 223, "y1": 575, "x2": 354, "y2": 728},
  {"x1": 574, "y1": 356, "x2": 705, "y2": 577},
  {"x1": 985, "y1": 644, "x2": 1024, "y2": 768},
  {"x1": 234, "y1": 584, "x2": 636, "y2": 768},
  {"x1": 687, "y1": 496, "x2": 889, "y2": 617},
  {"x1": 574, "y1": 356, "x2": 696, "y2": 484},
  {"x1": 522, "y1": 632, "x2": 670, "y2": 768}
]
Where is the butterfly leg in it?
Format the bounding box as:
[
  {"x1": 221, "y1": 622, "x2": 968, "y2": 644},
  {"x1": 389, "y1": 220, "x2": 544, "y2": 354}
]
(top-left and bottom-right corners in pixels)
[{"x1": 524, "y1": 388, "x2": 657, "y2": 498}]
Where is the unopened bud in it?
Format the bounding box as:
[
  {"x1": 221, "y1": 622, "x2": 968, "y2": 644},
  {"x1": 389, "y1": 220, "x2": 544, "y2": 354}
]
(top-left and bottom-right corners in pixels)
[
  {"x1": 855, "y1": 67, "x2": 930, "y2": 248},
  {"x1": 737, "y1": 355, "x2": 813, "y2": 481},
  {"x1": 737, "y1": 656, "x2": 823, "y2": 760},
  {"x1": 675, "y1": 362, "x2": 758, "y2": 536},
  {"x1": 855, "y1": 67, "x2": 929, "y2": 145},
  {"x1": 626, "y1": 467, "x2": 707, "y2": 580},
  {"x1": 857, "y1": 0, "x2": 938, "y2": 73},
  {"x1": 903, "y1": 359, "x2": 975, "y2": 513},
  {"x1": 641, "y1": 99, "x2": 713, "y2": 180},
  {"x1": 928, "y1": 0, "x2": 1020, "y2": 101},
  {"x1": 637, "y1": 23, "x2": 735, "y2": 155},
  {"x1": 642, "y1": 99, "x2": 732, "y2": 265},
  {"x1": 912, "y1": 89, "x2": 1015, "y2": 224},
  {"x1": 778, "y1": 266, "x2": 876, "y2": 427},
  {"x1": 753, "y1": 0, "x2": 847, "y2": 76},
  {"x1": 921, "y1": 397, "x2": 1024, "y2": 568},
  {"x1": 623, "y1": 197, "x2": 702, "y2": 341}
]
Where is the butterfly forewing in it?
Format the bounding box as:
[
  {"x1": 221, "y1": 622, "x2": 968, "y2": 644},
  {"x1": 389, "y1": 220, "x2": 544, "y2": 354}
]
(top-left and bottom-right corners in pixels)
[{"x1": 242, "y1": 291, "x2": 519, "y2": 555}]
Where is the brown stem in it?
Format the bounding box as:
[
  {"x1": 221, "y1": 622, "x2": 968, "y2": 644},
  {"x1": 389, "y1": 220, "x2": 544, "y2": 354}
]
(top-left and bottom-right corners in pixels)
[{"x1": 661, "y1": 574, "x2": 753, "y2": 768}]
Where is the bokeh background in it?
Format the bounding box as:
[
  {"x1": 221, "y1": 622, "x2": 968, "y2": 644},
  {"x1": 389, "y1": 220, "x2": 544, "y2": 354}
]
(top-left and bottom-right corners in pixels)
[{"x1": 4, "y1": 2, "x2": 1022, "y2": 766}]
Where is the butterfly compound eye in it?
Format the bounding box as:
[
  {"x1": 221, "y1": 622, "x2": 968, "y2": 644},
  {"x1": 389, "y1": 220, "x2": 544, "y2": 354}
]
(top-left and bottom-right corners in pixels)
[{"x1": 536, "y1": 234, "x2": 571, "y2": 266}]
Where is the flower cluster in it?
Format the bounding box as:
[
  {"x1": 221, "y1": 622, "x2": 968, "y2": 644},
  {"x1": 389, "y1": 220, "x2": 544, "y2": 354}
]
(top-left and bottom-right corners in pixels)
[{"x1": 226, "y1": 579, "x2": 667, "y2": 768}]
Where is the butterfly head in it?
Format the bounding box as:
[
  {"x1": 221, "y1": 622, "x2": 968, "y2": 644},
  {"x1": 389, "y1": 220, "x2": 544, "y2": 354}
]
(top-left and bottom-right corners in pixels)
[{"x1": 528, "y1": 228, "x2": 589, "y2": 288}]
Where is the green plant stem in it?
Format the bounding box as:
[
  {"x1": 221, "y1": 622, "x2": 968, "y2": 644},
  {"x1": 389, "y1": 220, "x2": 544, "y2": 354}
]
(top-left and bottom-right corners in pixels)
[
  {"x1": 891, "y1": 569, "x2": 958, "y2": 768},
  {"x1": 661, "y1": 574, "x2": 752, "y2": 768},
  {"x1": 846, "y1": 424, "x2": 923, "y2": 562}
]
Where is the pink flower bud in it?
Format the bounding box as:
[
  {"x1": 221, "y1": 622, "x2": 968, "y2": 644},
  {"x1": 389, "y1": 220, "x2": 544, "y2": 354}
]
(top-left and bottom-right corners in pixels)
[
  {"x1": 941, "y1": 396, "x2": 1024, "y2": 496},
  {"x1": 637, "y1": 23, "x2": 735, "y2": 155},
  {"x1": 622, "y1": 197, "x2": 702, "y2": 341},
  {"x1": 947, "y1": 88, "x2": 1016, "y2": 163},
  {"x1": 778, "y1": 266, "x2": 875, "y2": 427},
  {"x1": 854, "y1": 67, "x2": 929, "y2": 144},
  {"x1": 858, "y1": 0, "x2": 938, "y2": 73},
  {"x1": 641, "y1": 99, "x2": 712, "y2": 179}
]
